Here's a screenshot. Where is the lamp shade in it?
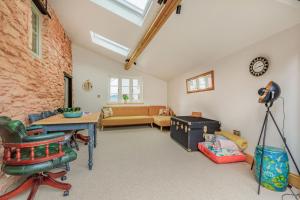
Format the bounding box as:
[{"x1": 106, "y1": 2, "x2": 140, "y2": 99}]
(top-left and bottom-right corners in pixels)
[{"x1": 258, "y1": 81, "x2": 281, "y2": 103}]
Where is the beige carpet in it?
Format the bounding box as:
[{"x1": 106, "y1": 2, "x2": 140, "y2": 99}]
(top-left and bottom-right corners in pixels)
[{"x1": 14, "y1": 126, "x2": 292, "y2": 200}]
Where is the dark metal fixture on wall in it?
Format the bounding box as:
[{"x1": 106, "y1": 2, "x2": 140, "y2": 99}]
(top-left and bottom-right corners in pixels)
[
  {"x1": 32, "y1": 0, "x2": 51, "y2": 18},
  {"x1": 157, "y1": 0, "x2": 164, "y2": 5},
  {"x1": 176, "y1": 4, "x2": 182, "y2": 14}
]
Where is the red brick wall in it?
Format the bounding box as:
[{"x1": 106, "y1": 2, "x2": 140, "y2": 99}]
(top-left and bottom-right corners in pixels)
[
  {"x1": 0, "y1": 0, "x2": 72, "y2": 123},
  {"x1": 0, "y1": 0, "x2": 72, "y2": 194}
]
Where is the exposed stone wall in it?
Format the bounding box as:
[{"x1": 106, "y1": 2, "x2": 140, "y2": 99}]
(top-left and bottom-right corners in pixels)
[
  {"x1": 0, "y1": 0, "x2": 72, "y2": 123},
  {"x1": 0, "y1": 0, "x2": 72, "y2": 193}
]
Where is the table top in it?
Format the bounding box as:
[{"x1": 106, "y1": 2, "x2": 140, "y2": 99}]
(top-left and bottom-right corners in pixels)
[
  {"x1": 32, "y1": 112, "x2": 101, "y2": 125},
  {"x1": 171, "y1": 116, "x2": 218, "y2": 123}
]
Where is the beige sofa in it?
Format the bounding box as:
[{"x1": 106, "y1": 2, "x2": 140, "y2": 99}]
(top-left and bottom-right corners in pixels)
[{"x1": 100, "y1": 106, "x2": 173, "y2": 131}]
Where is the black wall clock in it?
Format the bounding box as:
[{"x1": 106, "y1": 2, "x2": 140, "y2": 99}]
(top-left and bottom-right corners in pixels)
[{"x1": 249, "y1": 57, "x2": 269, "y2": 77}]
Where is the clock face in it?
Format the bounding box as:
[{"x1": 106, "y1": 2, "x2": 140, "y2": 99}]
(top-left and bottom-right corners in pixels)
[{"x1": 249, "y1": 57, "x2": 269, "y2": 77}]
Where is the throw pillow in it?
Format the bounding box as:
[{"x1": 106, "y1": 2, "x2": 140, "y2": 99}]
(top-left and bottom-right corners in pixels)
[
  {"x1": 159, "y1": 108, "x2": 170, "y2": 116},
  {"x1": 102, "y1": 107, "x2": 113, "y2": 118}
]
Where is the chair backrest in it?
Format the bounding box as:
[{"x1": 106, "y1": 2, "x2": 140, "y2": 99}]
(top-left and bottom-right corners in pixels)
[
  {"x1": 191, "y1": 112, "x2": 202, "y2": 117},
  {"x1": 0, "y1": 116, "x2": 27, "y2": 143},
  {"x1": 28, "y1": 113, "x2": 43, "y2": 123},
  {"x1": 41, "y1": 111, "x2": 55, "y2": 119}
]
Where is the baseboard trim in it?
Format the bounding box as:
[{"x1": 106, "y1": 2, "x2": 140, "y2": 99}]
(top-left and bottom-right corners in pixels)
[{"x1": 245, "y1": 153, "x2": 300, "y2": 189}]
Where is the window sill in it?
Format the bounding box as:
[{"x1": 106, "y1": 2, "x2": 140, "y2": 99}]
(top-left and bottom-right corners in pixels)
[{"x1": 106, "y1": 102, "x2": 144, "y2": 106}]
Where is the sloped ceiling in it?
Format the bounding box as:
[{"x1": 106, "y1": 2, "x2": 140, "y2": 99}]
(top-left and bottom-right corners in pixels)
[{"x1": 49, "y1": 0, "x2": 300, "y2": 80}]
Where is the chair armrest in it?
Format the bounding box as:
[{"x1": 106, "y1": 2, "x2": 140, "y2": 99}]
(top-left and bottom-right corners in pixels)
[
  {"x1": 26, "y1": 125, "x2": 44, "y2": 131},
  {"x1": 26, "y1": 129, "x2": 44, "y2": 136},
  {"x1": 26, "y1": 125, "x2": 44, "y2": 135},
  {"x1": 3, "y1": 136, "x2": 66, "y2": 165},
  {"x1": 23, "y1": 132, "x2": 65, "y2": 142}
]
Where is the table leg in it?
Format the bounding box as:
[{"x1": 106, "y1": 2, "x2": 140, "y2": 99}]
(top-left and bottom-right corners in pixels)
[
  {"x1": 94, "y1": 124, "x2": 97, "y2": 148},
  {"x1": 88, "y1": 124, "x2": 94, "y2": 170}
]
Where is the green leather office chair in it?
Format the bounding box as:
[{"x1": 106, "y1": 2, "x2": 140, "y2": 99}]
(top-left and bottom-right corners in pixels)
[{"x1": 0, "y1": 116, "x2": 77, "y2": 200}]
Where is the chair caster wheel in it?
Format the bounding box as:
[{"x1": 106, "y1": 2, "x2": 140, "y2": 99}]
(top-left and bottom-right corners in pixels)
[
  {"x1": 61, "y1": 176, "x2": 67, "y2": 181},
  {"x1": 63, "y1": 190, "x2": 69, "y2": 196}
]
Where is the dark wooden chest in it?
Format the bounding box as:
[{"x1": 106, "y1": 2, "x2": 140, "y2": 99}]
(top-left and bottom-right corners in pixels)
[{"x1": 170, "y1": 116, "x2": 221, "y2": 151}]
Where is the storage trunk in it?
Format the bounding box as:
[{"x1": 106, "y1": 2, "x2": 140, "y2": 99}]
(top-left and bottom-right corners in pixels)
[{"x1": 170, "y1": 116, "x2": 221, "y2": 151}]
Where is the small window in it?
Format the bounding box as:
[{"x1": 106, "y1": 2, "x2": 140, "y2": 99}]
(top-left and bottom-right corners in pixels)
[
  {"x1": 109, "y1": 77, "x2": 143, "y2": 103},
  {"x1": 90, "y1": 0, "x2": 153, "y2": 26},
  {"x1": 90, "y1": 31, "x2": 130, "y2": 57},
  {"x1": 115, "y1": 0, "x2": 152, "y2": 16},
  {"x1": 31, "y1": 3, "x2": 41, "y2": 56},
  {"x1": 186, "y1": 71, "x2": 215, "y2": 93}
]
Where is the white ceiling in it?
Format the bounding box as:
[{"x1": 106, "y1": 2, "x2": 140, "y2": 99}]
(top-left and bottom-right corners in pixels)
[
  {"x1": 49, "y1": 0, "x2": 300, "y2": 80},
  {"x1": 49, "y1": 0, "x2": 161, "y2": 61}
]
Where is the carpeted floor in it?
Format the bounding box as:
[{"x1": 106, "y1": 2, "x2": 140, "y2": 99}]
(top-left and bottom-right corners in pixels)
[{"x1": 14, "y1": 126, "x2": 292, "y2": 200}]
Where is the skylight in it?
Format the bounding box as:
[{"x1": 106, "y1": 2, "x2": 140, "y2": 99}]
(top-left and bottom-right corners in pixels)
[
  {"x1": 90, "y1": 31, "x2": 130, "y2": 57},
  {"x1": 115, "y1": 0, "x2": 151, "y2": 15},
  {"x1": 90, "y1": 0, "x2": 153, "y2": 26}
]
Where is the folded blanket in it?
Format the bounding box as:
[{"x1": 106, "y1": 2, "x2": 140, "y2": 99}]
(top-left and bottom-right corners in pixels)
[
  {"x1": 215, "y1": 131, "x2": 248, "y2": 150},
  {"x1": 217, "y1": 138, "x2": 239, "y2": 151},
  {"x1": 201, "y1": 142, "x2": 244, "y2": 157}
]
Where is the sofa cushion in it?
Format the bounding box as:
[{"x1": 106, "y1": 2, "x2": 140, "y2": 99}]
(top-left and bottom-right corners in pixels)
[
  {"x1": 110, "y1": 106, "x2": 149, "y2": 116},
  {"x1": 102, "y1": 107, "x2": 113, "y2": 118},
  {"x1": 102, "y1": 116, "x2": 153, "y2": 126},
  {"x1": 153, "y1": 116, "x2": 171, "y2": 127},
  {"x1": 158, "y1": 108, "x2": 172, "y2": 116}
]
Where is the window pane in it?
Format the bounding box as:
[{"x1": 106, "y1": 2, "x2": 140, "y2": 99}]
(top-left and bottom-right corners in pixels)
[
  {"x1": 122, "y1": 79, "x2": 130, "y2": 87},
  {"x1": 32, "y1": 13, "x2": 38, "y2": 32},
  {"x1": 189, "y1": 79, "x2": 197, "y2": 90},
  {"x1": 110, "y1": 86, "x2": 118, "y2": 94},
  {"x1": 110, "y1": 78, "x2": 118, "y2": 86},
  {"x1": 132, "y1": 86, "x2": 140, "y2": 94},
  {"x1": 31, "y1": 8, "x2": 39, "y2": 55},
  {"x1": 110, "y1": 94, "x2": 118, "y2": 102},
  {"x1": 132, "y1": 94, "x2": 139, "y2": 101},
  {"x1": 132, "y1": 79, "x2": 139, "y2": 87},
  {"x1": 122, "y1": 86, "x2": 129, "y2": 94},
  {"x1": 124, "y1": 0, "x2": 149, "y2": 10}
]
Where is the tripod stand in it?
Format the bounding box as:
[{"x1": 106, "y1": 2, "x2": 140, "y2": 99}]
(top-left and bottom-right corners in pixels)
[{"x1": 251, "y1": 102, "x2": 300, "y2": 195}]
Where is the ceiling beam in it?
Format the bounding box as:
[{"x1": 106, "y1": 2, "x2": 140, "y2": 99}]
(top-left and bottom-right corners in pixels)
[{"x1": 125, "y1": 0, "x2": 182, "y2": 70}]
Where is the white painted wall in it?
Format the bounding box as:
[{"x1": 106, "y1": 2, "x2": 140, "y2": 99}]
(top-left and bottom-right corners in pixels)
[
  {"x1": 168, "y1": 25, "x2": 300, "y2": 172},
  {"x1": 73, "y1": 45, "x2": 167, "y2": 112}
]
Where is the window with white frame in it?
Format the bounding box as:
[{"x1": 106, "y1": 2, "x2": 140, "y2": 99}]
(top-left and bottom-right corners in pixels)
[
  {"x1": 31, "y1": 3, "x2": 41, "y2": 56},
  {"x1": 109, "y1": 77, "x2": 143, "y2": 103},
  {"x1": 90, "y1": 0, "x2": 153, "y2": 26}
]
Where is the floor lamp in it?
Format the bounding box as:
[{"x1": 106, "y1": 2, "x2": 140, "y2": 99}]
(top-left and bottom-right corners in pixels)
[{"x1": 251, "y1": 81, "x2": 300, "y2": 195}]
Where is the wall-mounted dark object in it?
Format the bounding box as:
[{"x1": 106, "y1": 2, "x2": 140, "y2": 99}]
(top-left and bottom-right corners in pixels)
[
  {"x1": 176, "y1": 5, "x2": 182, "y2": 14},
  {"x1": 33, "y1": 0, "x2": 51, "y2": 18},
  {"x1": 157, "y1": 0, "x2": 164, "y2": 5}
]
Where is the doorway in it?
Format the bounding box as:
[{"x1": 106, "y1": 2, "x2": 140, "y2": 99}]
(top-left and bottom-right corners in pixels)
[{"x1": 64, "y1": 72, "x2": 72, "y2": 108}]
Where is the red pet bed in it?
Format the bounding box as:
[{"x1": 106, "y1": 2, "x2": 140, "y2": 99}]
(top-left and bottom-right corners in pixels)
[{"x1": 198, "y1": 143, "x2": 246, "y2": 164}]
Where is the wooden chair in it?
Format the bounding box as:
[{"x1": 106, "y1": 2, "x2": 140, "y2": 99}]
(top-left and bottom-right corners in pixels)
[
  {"x1": 0, "y1": 116, "x2": 77, "y2": 200},
  {"x1": 191, "y1": 112, "x2": 202, "y2": 117}
]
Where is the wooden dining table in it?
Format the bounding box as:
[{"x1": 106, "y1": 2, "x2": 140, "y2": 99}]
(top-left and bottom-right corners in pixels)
[{"x1": 32, "y1": 112, "x2": 100, "y2": 170}]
